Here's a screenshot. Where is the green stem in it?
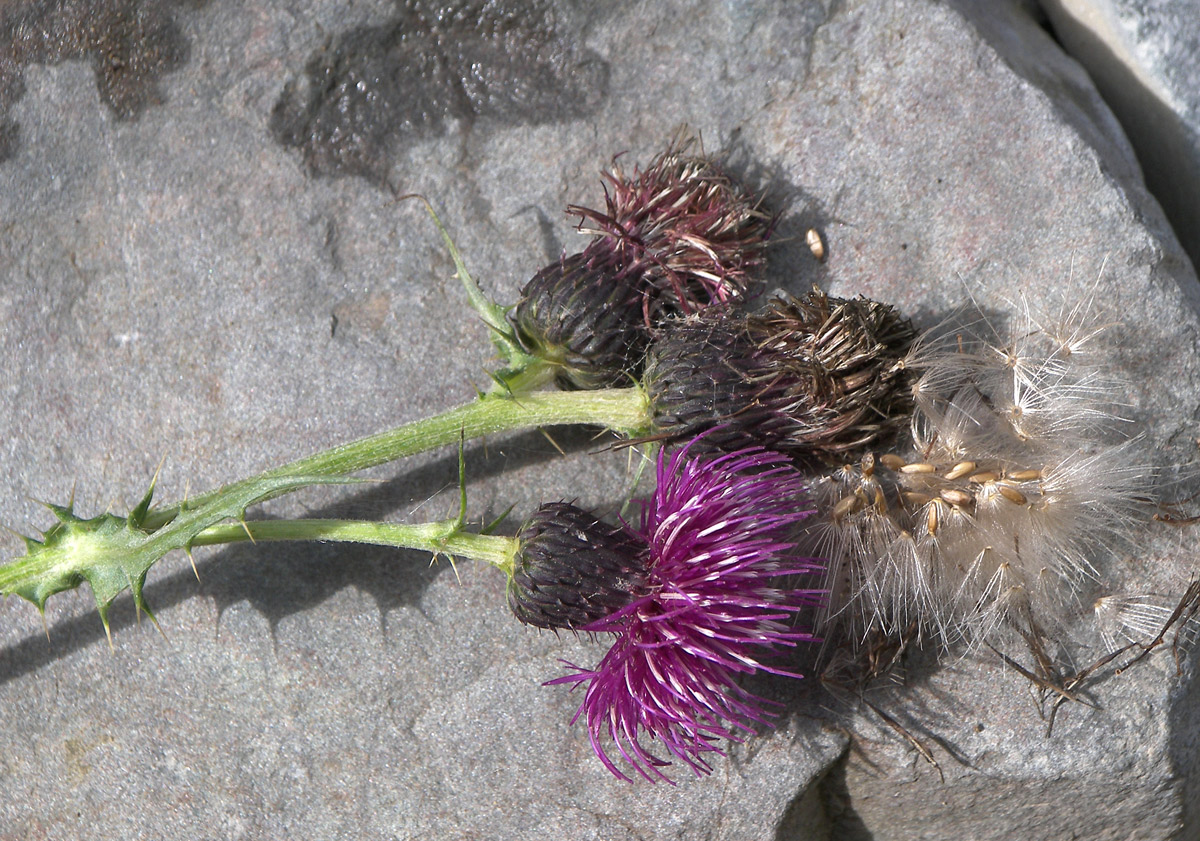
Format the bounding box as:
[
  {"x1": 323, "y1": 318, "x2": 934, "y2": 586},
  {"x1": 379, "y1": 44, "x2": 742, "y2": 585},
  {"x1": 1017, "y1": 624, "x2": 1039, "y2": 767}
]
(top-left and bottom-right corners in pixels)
[
  {"x1": 142, "y1": 387, "x2": 651, "y2": 531},
  {"x1": 193, "y1": 519, "x2": 520, "y2": 575}
]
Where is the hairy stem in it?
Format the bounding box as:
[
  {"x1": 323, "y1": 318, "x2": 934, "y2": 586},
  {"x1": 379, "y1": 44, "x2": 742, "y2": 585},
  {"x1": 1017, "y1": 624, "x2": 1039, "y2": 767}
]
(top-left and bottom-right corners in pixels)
[
  {"x1": 142, "y1": 387, "x2": 651, "y2": 530},
  {"x1": 193, "y1": 519, "x2": 520, "y2": 575}
]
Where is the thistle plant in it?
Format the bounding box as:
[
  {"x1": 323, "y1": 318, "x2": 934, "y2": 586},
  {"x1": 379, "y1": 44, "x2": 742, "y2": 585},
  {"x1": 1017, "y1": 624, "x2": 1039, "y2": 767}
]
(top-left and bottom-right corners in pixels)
[{"x1": 0, "y1": 134, "x2": 942, "y2": 783}]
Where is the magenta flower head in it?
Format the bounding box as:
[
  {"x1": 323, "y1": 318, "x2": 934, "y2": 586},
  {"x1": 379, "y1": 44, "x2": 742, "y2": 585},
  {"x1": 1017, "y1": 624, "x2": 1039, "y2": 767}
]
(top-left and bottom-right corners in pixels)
[{"x1": 544, "y1": 441, "x2": 823, "y2": 783}]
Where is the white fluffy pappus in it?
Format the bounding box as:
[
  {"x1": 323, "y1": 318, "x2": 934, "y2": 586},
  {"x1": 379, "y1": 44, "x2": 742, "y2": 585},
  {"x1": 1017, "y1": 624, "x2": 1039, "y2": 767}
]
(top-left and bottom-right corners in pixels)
[{"x1": 803, "y1": 283, "x2": 1159, "y2": 650}]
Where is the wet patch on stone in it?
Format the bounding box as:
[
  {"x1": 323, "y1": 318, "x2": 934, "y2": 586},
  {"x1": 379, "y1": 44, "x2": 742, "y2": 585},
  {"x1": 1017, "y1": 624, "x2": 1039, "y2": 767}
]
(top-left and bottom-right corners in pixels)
[
  {"x1": 269, "y1": 0, "x2": 609, "y2": 181},
  {"x1": 0, "y1": 0, "x2": 205, "y2": 162}
]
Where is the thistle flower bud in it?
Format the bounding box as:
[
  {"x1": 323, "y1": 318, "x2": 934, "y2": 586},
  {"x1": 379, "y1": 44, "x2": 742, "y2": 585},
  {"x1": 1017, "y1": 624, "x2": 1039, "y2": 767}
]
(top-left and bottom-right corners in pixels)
[
  {"x1": 644, "y1": 289, "x2": 916, "y2": 461},
  {"x1": 511, "y1": 136, "x2": 772, "y2": 389},
  {"x1": 507, "y1": 502, "x2": 649, "y2": 630},
  {"x1": 510, "y1": 246, "x2": 650, "y2": 390}
]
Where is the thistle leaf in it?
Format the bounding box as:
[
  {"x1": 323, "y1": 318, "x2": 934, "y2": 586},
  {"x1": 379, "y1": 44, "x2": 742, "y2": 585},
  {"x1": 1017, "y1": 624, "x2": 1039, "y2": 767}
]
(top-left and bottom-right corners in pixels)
[{"x1": 0, "y1": 473, "x2": 353, "y2": 635}]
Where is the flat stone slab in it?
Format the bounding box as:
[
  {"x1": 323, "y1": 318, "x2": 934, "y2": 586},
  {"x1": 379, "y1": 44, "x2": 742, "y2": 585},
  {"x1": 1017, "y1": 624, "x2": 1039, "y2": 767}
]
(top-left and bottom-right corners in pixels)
[{"x1": 0, "y1": 0, "x2": 1197, "y2": 838}]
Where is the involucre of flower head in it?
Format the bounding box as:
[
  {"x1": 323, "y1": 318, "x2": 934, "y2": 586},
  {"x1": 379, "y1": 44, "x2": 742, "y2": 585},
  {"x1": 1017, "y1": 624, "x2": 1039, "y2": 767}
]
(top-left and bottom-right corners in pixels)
[
  {"x1": 644, "y1": 289, "x2": 916, "y2": 462},
  {"x1": 510, "y1": 246, "x2": 650, "y2": 389},
  {"x1": 803, "y1": 289, "x2": 1152, "y2": 649},
  {"x1": 511, "y1": 135, "x2": 772, "y2": 390},
  {"x1": 546, "y1": 441, "x2": 823, "y2": 783},
  {"x1": 508, "y1": 502, "x2": 649, "y2": 630}
]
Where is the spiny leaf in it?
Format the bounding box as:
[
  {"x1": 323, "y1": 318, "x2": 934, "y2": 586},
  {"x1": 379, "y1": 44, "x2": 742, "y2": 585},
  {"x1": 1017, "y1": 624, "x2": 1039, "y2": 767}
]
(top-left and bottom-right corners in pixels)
[
  {"x1": 0, "y1": 473, "x2": 355, "y2": 636},
  {"x1": 403, "y1": 193, "x2": 542, "y2": 379},
  {"x1": 481, "y1": 504, "x2": 516, "y2": 536}
]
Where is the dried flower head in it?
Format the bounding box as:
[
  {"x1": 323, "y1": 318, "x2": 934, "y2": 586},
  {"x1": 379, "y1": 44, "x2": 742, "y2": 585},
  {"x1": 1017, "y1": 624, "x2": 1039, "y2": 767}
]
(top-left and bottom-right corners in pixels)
[
  {"x1": 644, "y1": 289, "x2": 916, "y2": 462},
  {"x1": 572, "y1": 134, "x2": 772, "y2": 312},
  {"x1": 547, "y1": 442, "x2": 822, "y2": 783},
  {"x1": 805, "y1": 289, "x2": 1150, "y2": 648},
  {"x1": 512, "y1": 135, "x2": 772, "y2": 389}
]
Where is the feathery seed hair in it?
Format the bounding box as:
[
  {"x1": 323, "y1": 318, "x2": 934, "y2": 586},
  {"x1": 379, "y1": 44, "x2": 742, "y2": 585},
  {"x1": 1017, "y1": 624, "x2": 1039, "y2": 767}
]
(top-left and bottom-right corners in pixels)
[{"x1": 804, "y1": 287, "x2": 1151, "y2": 649}]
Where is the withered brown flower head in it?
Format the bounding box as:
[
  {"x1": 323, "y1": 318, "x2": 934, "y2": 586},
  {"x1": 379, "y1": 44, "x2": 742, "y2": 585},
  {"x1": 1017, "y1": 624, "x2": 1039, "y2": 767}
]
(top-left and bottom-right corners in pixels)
[
  {"x1": 572, "y1": 135, "x2": 773, "y2": 313},
  {"x1": 511, "y1": 136, "x2": 772, "y2": 390},
  {"x1": 644, "y1": 289, "x2": 917, "y2": 462}
]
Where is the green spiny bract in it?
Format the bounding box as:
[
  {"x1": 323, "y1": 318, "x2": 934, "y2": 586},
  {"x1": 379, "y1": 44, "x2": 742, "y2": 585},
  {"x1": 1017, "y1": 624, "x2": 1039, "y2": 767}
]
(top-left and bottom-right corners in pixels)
[{"x1": 0, "y1": 471, "x2": 353, "y2": 638}]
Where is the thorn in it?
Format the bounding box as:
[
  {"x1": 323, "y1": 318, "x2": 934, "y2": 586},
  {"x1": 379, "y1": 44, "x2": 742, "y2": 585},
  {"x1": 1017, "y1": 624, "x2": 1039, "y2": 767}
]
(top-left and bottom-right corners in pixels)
[
  {"x1": 444, "y1": 553, "x2": 462, "y2": 586},
  {"x1": 129, "y1": 458, "x2": 164, "y2": 528},
  {"x1": 239, "y1": 518, "x2": 256, "y2": 544},
  {"x1": 455, "y1": 430, "x2": 468, "y2": 529},
  {"x1": 39, "y1": 608, "x2": 50, "y2": 643},
  {"x1": 2, "y1": 521, "x2": 31, "y2": 541},
  {"x1": 33, "y1": 497, "x2": 74, "y2": 523},
  {"x1": 184, "y1": 545, "x2": 200, "y2": 581},
  {"x1": 99, "y1": 612, "x2": 114, "y2": 652},
  {"x1": 538, "y1": 427, "x2": 566, "y2": 455},
  {"x1": 68, "y1": 480, "x2": 77, "y2": 513},
  {"x1": 148, "y1": 611, "x2": 167, "y2": 642},
  {"x1": 133, "y1": 579, "x2": 167, "y2": 642}
]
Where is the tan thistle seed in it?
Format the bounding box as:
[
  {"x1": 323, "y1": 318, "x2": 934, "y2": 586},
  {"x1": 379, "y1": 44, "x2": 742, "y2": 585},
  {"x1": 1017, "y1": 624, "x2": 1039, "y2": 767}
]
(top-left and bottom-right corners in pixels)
[
  {"x1": 900, "y1": 462, "x2": 938, "y2": 474},
  {"x1": 968, "y1": 470, "x2": 1000, "y2": 484},
  {"x1": 873, "y1": 486, "x2": 889, "y2": 514},
  {"x1": 861, "y1": 452, "x2": 877, "y2": 478},
  {"x1": 940, "y1": 488, "x2": 974, "y2": 507},
  {"x1": 926, "y1": 501, "x2": 941, "y2": 536},
  {"x1": 833, "y1": 494, "x2": 863, "y2": 520},
  {"x1": 879, "y1": 453, "x2": 907, "y2": 471},
  {"x1": 806, "y1": 228, "x2": 826, "y2": 261},
  {"x1": 943, "y1": 461, "x2": 976, "y2": 481},
  {"x1": 901, "y1": 491, "x2": 933, "y2": 507},
  {"x1": 997, "y1": 484, "x2": 1028, "y2": 505},
  {"x1": 1007, "y1": 468, "x2": 1042, "y2": 481}
]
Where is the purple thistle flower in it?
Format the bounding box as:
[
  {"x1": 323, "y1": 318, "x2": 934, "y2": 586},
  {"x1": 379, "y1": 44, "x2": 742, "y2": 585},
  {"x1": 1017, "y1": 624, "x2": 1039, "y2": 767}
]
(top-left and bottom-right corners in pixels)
[{"x1": 547, "y1": 441, "x2": 823, "y2": 783}]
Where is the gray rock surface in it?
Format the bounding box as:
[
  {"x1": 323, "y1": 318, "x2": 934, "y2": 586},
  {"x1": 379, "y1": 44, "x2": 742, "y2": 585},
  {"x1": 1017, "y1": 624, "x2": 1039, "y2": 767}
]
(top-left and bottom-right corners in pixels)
[
  {"x1": 0, "y1": 0, "x2": 1198, "y2": 838},
  {"x1": 1039, "y1": 0, "x2": 1200, "y2": 272}
]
